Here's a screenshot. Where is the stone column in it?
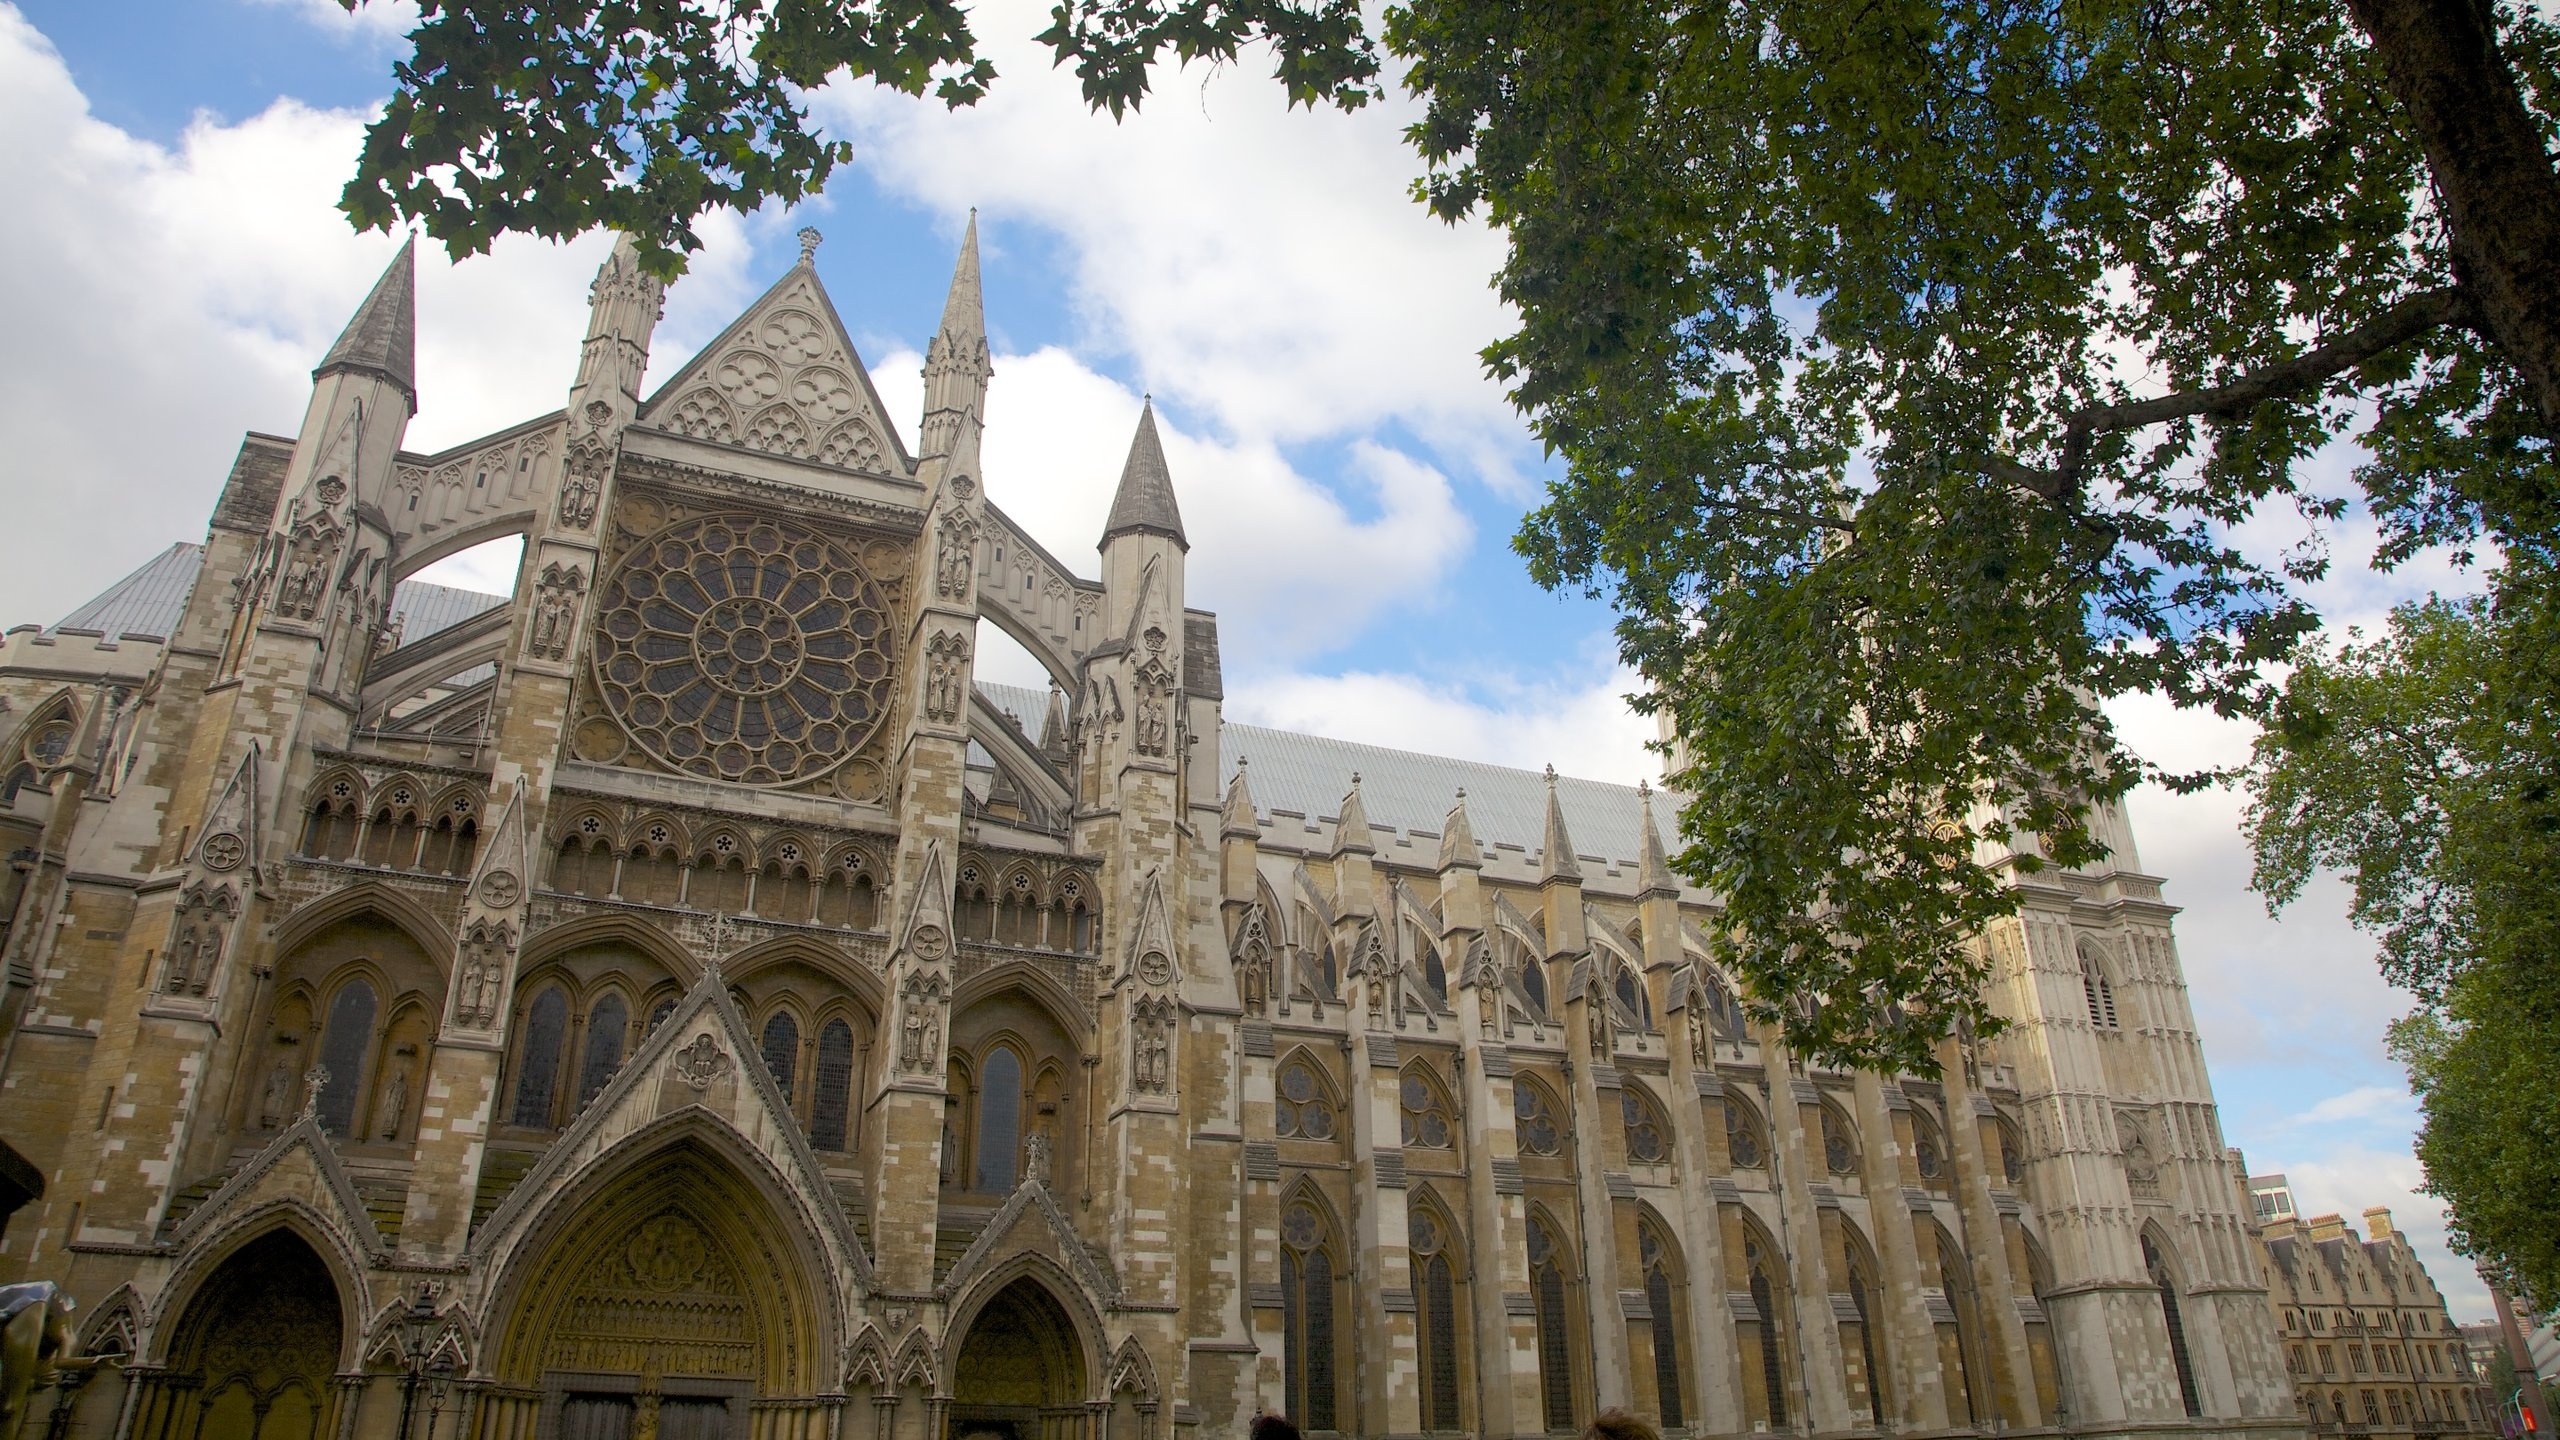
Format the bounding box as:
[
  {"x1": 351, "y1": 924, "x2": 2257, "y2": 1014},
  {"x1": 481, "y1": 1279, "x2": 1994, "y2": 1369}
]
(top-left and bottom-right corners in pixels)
[
  {"x1": 1755, "y1": 1030, "x2": 1854, "y2": 1433},
  {"x1": 1850, "y1": 1071, "x2": 1953, "y2": 1429}
]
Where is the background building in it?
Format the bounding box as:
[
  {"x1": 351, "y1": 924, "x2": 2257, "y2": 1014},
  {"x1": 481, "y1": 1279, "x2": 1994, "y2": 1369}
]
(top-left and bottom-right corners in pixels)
[
  {"x1": 2249, "y1": 1178, "x2": 2491, "y2": 1437},
  {"x1": 0, "y1": 230, "x2": 2296, "y2": 1440}
]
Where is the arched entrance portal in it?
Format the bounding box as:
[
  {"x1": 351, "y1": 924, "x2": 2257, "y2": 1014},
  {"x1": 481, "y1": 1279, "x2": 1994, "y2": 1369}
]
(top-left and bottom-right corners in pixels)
[
  {"x1": 948, "y1": 1278, "x2": 1089, "y2": 1440},
  {"x1": 485, "y1": 1138, "x2": 830, "y2": 1440},
  {"x1": 147, "y1": 1229, "x2": 345, "y2": 1440}
]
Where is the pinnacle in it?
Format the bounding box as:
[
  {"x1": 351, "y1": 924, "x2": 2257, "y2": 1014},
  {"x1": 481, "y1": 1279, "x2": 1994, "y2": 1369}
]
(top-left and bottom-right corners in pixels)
[
  {"x1": 1637, "y1": 780, "x2": 1678, "y2": 897},
  {"x1": 1101, "y1": 398, "x2": 1188, "y2": 550},
  {"x1": 1438, "y1": 788, "x2": 1481, "y2": 872},
  {"x1": 1222, "y1": 757, "x2": 1261, "y2": 839},
  {"x1": 936, "y1": 212, "x2": 985, "y2": 347},
  {"x1": 1332, "y1": 771, "x2": 1374, "y2": 857},
  {"x1": 316, "y1": 234, "x2": 418, "y2": 403},
  {"x1": 1540, "y1": 764, "x2": 1582, "y2": 884}
]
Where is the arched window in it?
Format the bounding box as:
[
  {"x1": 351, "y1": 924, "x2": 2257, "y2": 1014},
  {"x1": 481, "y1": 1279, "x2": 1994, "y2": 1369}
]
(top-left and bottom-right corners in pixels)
[
  {"x1": 976, "y1": 1046, "x2": 1023, "y2": 1191},
  {"x1": 1276, "y1": 1058, "x2": 1338, "y2": 1140},
  {"x1": 1515, "y1": 1081, "x2": 1563, "y2": 1157},
  {"x1": 2144, "y1": 1233, "x2": 2204, "y2": 1417},
  {"x1": 1422, "y1": 940, "x2": 1447, "y2": 1000},
  {"x1": 1821, "y1": 1102, "x2": 1859, "y2": 1174},
  {"x1": 1615, "y1": 964, "x2": 1649, "y2": 1025},
  {"x1": 1528, "y1": 1213, "x2": 1577, "y2": 1432},
  {"x1": 1281, "y1": 1200, "x2": 1339, "y2": 1431},
  {"x1": 511, "y1": 987, "x2": 568, "y2": 1128},
  {"x1": 811, "y1": 1019, "x2": 856, "y2": 1151},
  {"x1": 1640, "y1": 1220, "x2": 1687, "y2": 1430},
  {"x1": 578, "y1": 993, "x2": 628, "y2": 1107},
  {"x1": 1847, "y1": 1259, "x2": 1888, "y2": 1422},
  {"x1": 1725, "y1": 1095, "x2": 1767, "y2": 1169},
  {"x1": 1623, "y1": 1086, "x2": 1670, "y2": 1165},
  {"x1": 1940, "y1": 1241, "x2": 1986, "y2": 1424},
  {"x1": 1410, "y1": 1204, "x2": 1463, "y2": 1431},
  {"x1": 761, "y1": 1011, "x2": 800, "y2": 1102},
  {"x1": 1998, "y1": 1116, "x2": 2028, "y2": 1186},
  {"x1": 2080, "y1": 940, "x2": 2120, "y2": 1029},
  {"x1": 1401, "y1": 1068, "x2": 1454, "y2": 1149},
  {"x1": 1521, "y1": 954, "x2": 1548, "y2": 1014},
  {"x1": 1746, "y1": 1234, "x2": 1789, "y2": 1427},
  {"x1": 313, "y1": 979, "x2": 377, "y2": 1138},
  {"x1": 1912, "y1": 1112, "x2": 1947, "y2": 1186}
]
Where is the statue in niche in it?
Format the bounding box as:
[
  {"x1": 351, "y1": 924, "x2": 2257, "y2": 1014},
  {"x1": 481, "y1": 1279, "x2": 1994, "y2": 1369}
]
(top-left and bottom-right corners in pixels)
[
  {"x1": 376, "y1": 1063, "x2": 411, "y2": 1140},
  {"x1": 1024, "y1": 1130, "x2": 1052, "y2": 1186},
  {"x1": 259, "y1": 1058, "x2": 294, "y2": 1129},
  {"x1": 1479, "y1": 981, "x2": 1499, "y2": 1036},
  {"x1": 935, "y1": 516, "x2": 977, "y2": 598},
  {"x1": 1690, "y1": 1008, "x2": 1712, "y2": 1069}
]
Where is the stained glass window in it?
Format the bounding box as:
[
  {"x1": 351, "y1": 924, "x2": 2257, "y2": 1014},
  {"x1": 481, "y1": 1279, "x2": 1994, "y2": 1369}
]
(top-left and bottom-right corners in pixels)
[
  {"x1": 977, "y1": 1047, "x2": 1022, "y2": 1191},
  {"x1": 1822, "y1": 1104, "x2": 1859, "y2": 1174},
  {"x1": 811, "y1": 1019, "x2": 855, "y2": 1151},
  {"x1": 578, "y1": 994, "x2": 628, "y2": 1107},
  {"x1": 1521, "y1": 956, "x2": 1548, "y2": 1014},
  {"x1": 1849, "y1": 1265, "x2": 1887, "y2": 1420},
  {"x1": 1411, "y1": 1207, "x2": 1461, "y2": 1430},
  {"x1": 1282, "y1": 1203, "x2": 1337, "y2": 1430},
  {"x1": 1401, "y1": 1071, "x2": 1452, "y2": 1149},
  {"x1": 1276, "y1": 1059, "x2": 1336, "y2": 1141},
  {"x1": 2145, "y1": 1234, "x2": 2204, "y2": 1418},
  {"x1": 1529, "y1": 1216, "x2": 1575, "y2": 1432},
  {"x1": 1748, "y1": 1239, "x2": 1788, "y2": 1426},
  {"x1": 314, "y1": 980, "x2": 377, "y2": 1138},
  {"x1": 1725, "y1": 1097, "x2": 1766, "y2": 1169},
  {"x1": 1642, "y1": 1223, "x2": 1686, "y2": 1429},
  {"x1": 591, "y1": 514, "x2": 897, "y2": 787},
  {"x1": 1623, "y1": 1087, "x2": 1669, "y2": 1164},
  {"x1": 1515, "y1": 1083, "x2": 1562, "y2": 1157},
  {"x1": 512, "y1": 987, "x2": 567, "y2": 1128},
  {"x1": 761, "y1": 1012, "x2": 799, "y2": 1099}
]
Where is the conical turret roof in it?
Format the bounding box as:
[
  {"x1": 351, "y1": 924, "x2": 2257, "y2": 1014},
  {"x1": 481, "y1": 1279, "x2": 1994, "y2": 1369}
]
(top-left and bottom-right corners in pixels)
[
  {"x1": 316, "y1": 235, "x2": 417, "y2": 402},
  {"x1": 1101, "y1": 399, "x2": 1187, "y2": 549}
]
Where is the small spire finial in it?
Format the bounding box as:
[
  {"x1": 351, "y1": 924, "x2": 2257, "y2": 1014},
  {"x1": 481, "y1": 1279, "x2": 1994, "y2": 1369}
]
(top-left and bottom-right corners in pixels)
[
  {"x1": 797, "y1": 226, "x2": 823, "y2": 264},
  {"x1": 1638, "y1": 778, "x2": 1651, "y2": 799},
  {"x1": 1351, "y1": 770, "x2": 1362, "y2": 787},
  {"x1": 1455, "y1": 786, "x2": 1465, "y2": 799},
  {"x1": 1544, "y1": 763, "x2": 1558, "y2": 784}
]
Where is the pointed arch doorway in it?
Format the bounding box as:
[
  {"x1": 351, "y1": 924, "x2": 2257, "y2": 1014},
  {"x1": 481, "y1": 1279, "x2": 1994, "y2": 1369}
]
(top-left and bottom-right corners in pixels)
[{"x1": 947, "y1": 1277, "x2": 1091, "y2": 1440}]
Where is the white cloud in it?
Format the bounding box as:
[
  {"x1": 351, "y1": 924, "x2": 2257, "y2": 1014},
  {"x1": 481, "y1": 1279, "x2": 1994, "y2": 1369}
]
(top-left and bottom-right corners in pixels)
[
  {"x1": 814, "y1": 0, "x2": 1530, "y2": 486},
  {"x1": 1229, "y1": 661, "x2": 1656, "y2": 784},
  {"x1": 868, "y1": 343, "x2": 1474, "y2": 665},
  {"x1": 2299, "y1": 1085, "x2": 2420, "y2": 1127},
  {"x1": 0, "y1": 7, "x2": 785, "y2": 627},
  {"x1": 250, "y1": 0, "x2": 420, "y2": 42}
]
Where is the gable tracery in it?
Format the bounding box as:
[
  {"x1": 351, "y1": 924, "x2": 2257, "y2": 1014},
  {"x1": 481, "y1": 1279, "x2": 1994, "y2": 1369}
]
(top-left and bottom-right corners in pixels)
[{"x1": 639, "y1": 283, "x2": 902, "y2": 479}]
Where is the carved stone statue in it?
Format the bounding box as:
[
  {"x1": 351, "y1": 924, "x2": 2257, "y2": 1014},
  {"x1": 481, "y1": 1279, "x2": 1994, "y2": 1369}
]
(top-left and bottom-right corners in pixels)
[
  {"x1": 1023, "y1": 1130, "x2": 1052, "y2": 1186},
  {"x1": 376, "y1": 1063, "x2": 411, "y2": 1141},
  {"x1": 259, "y1": 1059, "x2": 293, "y2": 1129},
  {"x1": 0, "y1": 1284, "x2": 97, "y2": 1440}
]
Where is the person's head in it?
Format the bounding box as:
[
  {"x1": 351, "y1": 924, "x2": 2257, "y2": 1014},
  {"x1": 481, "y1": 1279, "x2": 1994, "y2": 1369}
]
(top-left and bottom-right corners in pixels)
[
  {"x1": 1583, "y1": 1409, "x2": 1663, "y2": 1440},
  {"x1": 1248, "y1": 1413, "x2": 1304, "y2": 1440}
]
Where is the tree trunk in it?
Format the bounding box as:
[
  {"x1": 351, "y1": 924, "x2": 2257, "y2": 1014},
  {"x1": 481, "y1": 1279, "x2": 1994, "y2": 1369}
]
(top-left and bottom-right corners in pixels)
[{"x1": 2347, "y1": 0, "x2": 2560, "y2": 435}]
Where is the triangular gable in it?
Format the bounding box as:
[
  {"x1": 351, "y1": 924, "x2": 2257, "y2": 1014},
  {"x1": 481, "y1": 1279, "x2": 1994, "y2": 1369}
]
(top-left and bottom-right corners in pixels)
[
  {"x1": 169, "y1": 1111, "x2": 385, "y2": 1262},
  {"x1": 468, "y1": 962, "x2": 876, "y2": 1292},
  {"x1": 634, "y1": 265, "x2": 914, "y2": 478},
  {"x1": 189, "y1": 744, "x2": 263, "y2": 875},
  {"x1": 937, "y1": 1172, "x2": 1120, "y2": 1308},
  {"x1": 1120, "y1": 866, "x2": 1176, "y2": 987}
]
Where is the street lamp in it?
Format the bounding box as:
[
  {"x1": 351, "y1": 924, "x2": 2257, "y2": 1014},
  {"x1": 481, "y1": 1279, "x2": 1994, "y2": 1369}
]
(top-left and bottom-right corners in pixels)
[
  {"x1": 393, "y1": 1283, "x2": 442, "y2": 1440},
  {"x1": 423, "y1": 1353, "x2": 456, "y2": 1440}
]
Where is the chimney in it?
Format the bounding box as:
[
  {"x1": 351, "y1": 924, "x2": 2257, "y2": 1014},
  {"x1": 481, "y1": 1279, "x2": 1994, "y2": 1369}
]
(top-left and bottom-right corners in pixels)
[{"x1": 2364, "y1": 1206, "x2": 2395, "y2": 1241}]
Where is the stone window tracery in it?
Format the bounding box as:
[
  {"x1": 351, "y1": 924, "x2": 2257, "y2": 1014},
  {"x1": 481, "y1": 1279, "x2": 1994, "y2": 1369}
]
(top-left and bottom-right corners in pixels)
[
  {"x1": 1514, "y1": 1081, "x2": 1563, "y2": 1157},
  {"x1": 1401, "y1": 1068, "x2": 1453, "y2": 1149},
  {"x1": 592, "y1": 514, "x2": 896, "y2": 786},
  {"x1": 1281, "y1": 1199, "x2": 1339, "y2": 1431},
  {"x1": 1821, "y1": 1101, "x2": 1859, "y2": 1175},
  {"x1": 1725, "y1": 1095, "x2": 1768, "y2": 1169},
  {"x1": 1276, "y1": 1058, "x2": 1338, "y2": 1141},
  {"x1": 1410, "y1": 1203, "x2": 1463, "y2": 1431},
  {"x1": 578, "y1": 993, "x2": 628, "y2": 1107},
  {"x1": 1528, "y1": 1213, "x2": 1577, "y2": 1431},
  {"x1": 1623, "y1": 1086, "x2": 1670, "y2": 1165},
  {"x1": 1641, "y1": 1220, "x2": 1688, "y2": 1429}
]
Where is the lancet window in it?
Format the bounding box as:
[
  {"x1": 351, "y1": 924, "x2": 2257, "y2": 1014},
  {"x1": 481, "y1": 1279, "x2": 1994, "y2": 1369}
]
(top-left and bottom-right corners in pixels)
[
  {"x1": 1640, "y1": 1218, "x2": 1687, "y2": 1430},
  {"x1": 1514, "y1": 1079, "x2": 1564, "y2": 1158},
  {"x1": 1623, "y1": 1085, "x2": 1671, "y2": 1165},
  {"x1": 1410, "y1": 1200, "x2": 1464, "y2": 1431},
  {"x1": 2146, "y1": 1232, "x2": 2205, "y2": 1417},
  {"x1": 1529, "y1": 1212, "x2": 1578, "y2": 1432},
  {"x1": 1280, "y1": 1198, "x2": 1340, "y2": 1431}
]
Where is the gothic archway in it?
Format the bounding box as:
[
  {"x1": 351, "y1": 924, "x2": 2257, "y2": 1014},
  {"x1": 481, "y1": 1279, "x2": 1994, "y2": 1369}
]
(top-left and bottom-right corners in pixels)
[
  {"x1": 945, "y1": 1276, "x2": 1091, "y2": 1440},
  {"x1": 143, "y1": 1229, "x2": 346, "y2": 1440}
]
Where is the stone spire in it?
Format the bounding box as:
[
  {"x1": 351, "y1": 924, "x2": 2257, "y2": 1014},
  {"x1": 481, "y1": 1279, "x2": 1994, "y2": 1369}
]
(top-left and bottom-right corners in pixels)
[
  {"x1": 1438, "y1": 788, "x2": 1481, "y2": 872},
  {"x1": 1222, "y1": 757, "x2": 1262, "y2": 840},
  {"x1": 1333, "y1": 772, "x2": 1375, "y2": 858},
  {"x1": 316, "y1": 235, "x2": 417, "y2": 404},
  {"x1": 1539, "y1": 764, "x2": 1582, "y2": 883},
  {"x1": 1637, "y1": 781, "x2": 1678, "y2": 898},
  {"x1": 919, "y1": 212, "x2": 991, "y2": 460},
  {"x1": 1100, "y1": 399, "x2": 1187, "y2": 550}
]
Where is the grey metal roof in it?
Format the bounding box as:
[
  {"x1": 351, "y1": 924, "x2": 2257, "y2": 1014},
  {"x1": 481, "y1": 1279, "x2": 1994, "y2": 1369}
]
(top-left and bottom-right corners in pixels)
[
  {"x1": 1217, "y1": 722, "x2": 1674, "y2": 867},
  {"x1": 52, "y1": 542, "x2": 508, "y2": 649},
  {"x1": 52, "y1": 543, "x2": 207, "y2": 640},
  {"x1": 969, "y1": 678, "x2": 1671, "y2": 864}
]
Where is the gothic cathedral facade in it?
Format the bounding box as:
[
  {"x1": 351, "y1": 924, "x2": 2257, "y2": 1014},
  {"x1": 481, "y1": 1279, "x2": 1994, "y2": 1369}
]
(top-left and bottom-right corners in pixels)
[{"x1": 0, "y1": 229, "x2": 2298, "y2": 1440}]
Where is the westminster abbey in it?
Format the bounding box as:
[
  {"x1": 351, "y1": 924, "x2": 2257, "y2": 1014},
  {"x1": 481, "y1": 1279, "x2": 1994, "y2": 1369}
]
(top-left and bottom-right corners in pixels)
[{"x1": 0, "y1": 227, "x2": 2303, "y2": 1440}]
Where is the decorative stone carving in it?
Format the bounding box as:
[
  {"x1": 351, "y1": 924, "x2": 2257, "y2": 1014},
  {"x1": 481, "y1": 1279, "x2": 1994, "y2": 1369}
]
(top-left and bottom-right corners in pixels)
[
  {"x1": 2117, "y1": 1108, "x2": 2162, "y2": 1198},
  {"x1": 259, "y1": 1059, "x2": 294, "y2": 1129},
  {"x1": 935, "y1": 513, "x2": 979, "y2": 599},
  {"x1": 527, "y1": 561, "x2": 587, "y2": 660},
  {"x1": 1023, "y1": 1130, "x2": 1052, "y2": 1187},
  {"x1": 160, "y1": 881, "x2": 236, "y2": 997},
  {"x1": 477, "y1": 869, "x2": 523, "y2": 908},
  {"x1": 923, "y1": 632, "x2": 969, "y2": 726},
  {"x1": 897, "y1": 971, "x2": 946, "y2": 1072},
  {"x1": 1133, "y1": 625, "x2": 1173, "y2": 758},
  {"x1": 673, "y1": 1033, "x2": 732, "y2": 1090},
  {"x1": 453, "y1": 918, "x2": 515, "y2": 1028},
  {"x1": 274, "y1": 510, "x2": 344, "y2": 621},
  {"x1": 199, "y1": 831, "x2": 244, "y2": 873},
  {"x1": 1233, "y1": 906, "x2": 1271, "y2": 1018},
  {"x1": 1136, "y1": 948, "x2": 1173, "y2": 989},
  {"x1": 1131, "y1": 995, "x2": 1175, "y2": 1095},
  {"x1": 559, "y1": 400, "x2": 614, "y2": 530},
  {"x1": 375, "y1": 1062, "x2": 410, "y2": 1140}
]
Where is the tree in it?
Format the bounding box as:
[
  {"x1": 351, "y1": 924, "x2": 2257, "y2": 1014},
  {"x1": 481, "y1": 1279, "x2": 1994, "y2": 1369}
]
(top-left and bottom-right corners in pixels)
[
  {"x1": 338, "y1": 0, "x2": 2560, "y2": 1073},
  {"x1": 2247, "y1": 565, "x2": 2560, "y2": 1308}
]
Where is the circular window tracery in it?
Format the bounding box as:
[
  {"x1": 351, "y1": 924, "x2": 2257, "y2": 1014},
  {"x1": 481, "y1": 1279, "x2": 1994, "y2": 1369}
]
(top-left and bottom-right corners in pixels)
[{"x1": 593, "y1": 514, "x2": 896, "y2": 786}]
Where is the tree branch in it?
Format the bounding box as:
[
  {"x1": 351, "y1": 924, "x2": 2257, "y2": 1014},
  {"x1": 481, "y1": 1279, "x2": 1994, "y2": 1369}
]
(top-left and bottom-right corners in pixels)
[{"x1": 1980, "y1": 284, "x2": 2476, "y2": 502}]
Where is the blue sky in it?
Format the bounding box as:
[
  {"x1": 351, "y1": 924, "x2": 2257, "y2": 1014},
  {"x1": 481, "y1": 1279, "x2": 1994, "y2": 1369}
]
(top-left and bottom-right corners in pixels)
[{"x1": 0, "y1": 0, "x2": 2487, "y2": 1316}]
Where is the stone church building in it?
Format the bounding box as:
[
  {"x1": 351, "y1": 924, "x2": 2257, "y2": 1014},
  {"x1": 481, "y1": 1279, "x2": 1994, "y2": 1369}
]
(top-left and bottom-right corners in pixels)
[{"x1": 0, "y1": 228, "x2": 2297, "y2": 1440}]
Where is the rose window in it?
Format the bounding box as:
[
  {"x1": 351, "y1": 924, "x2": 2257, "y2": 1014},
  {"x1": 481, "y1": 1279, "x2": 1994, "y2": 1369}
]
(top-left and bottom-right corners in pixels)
[{"x1": 593, "y1": 514, "x2": 896, "y2": 786}]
